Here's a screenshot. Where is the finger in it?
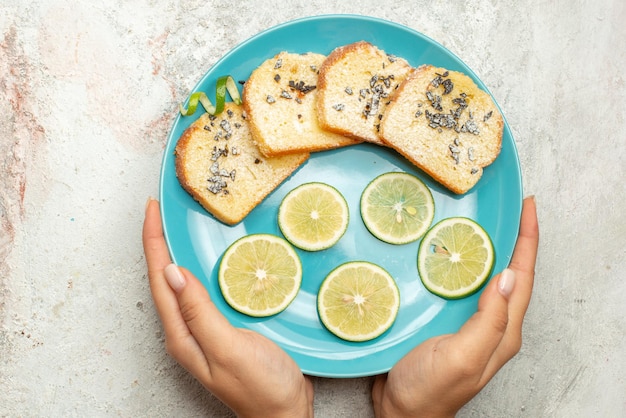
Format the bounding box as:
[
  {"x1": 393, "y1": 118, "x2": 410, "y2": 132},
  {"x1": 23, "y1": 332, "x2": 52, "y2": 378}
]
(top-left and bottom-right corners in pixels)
[
  {"x1": 450, "y1": 268, "x2": 513, "y2": 372},
  {"x1": 164, "y1": 263, "x2": 237, "y2": 369},
  {"x1": 483, "y1": 196, "x2": 539, "y2": 374},
  {"x1": 507, "y1": 196, "x2": 539, "y2": 326},
  {"x1": 142, "y1": 199, "x2": 210, "y2": 377},
  {"x1": 143, "y1": 198, "x2": 176, "y2": 316},
  {"x1": 489, "y1": 197, "x2": 539, "y2": 352},
  {"x1": 142, "y1": 198, "x2": 171, "y2": 271},
  {"x1": 142, "y1": 198, "x2": 180, "y2": 325}
]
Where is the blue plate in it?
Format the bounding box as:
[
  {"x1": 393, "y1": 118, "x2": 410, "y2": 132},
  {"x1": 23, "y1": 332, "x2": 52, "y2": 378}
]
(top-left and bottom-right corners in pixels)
[{"x1": 160, "y1": 14, "x2": 522, "y2": 378}]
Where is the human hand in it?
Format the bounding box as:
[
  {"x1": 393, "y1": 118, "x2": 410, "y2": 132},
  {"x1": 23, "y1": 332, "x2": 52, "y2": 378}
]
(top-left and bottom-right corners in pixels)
[
  {"x1": 142, "y1": 198, "x2": 314, "y2": 418},
  {"x1": 372, "y1": 196, "x2": 539, "y2": 418}
]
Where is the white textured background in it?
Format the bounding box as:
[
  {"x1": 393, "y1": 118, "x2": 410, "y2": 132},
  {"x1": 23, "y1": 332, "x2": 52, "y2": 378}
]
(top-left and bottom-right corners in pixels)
[{"x1": 1, "y1": 1, "x2": 625, "y2": 417}]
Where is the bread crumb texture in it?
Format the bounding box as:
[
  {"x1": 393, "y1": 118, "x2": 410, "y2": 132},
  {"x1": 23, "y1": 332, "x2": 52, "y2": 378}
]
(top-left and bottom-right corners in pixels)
[
  {"x1": 380, "y1": 65, "x2": 503, "y2": 194},
  {"x1": 243, "y1": 52, "x2": 359, "y2": 157},
  {"x1": 175, "y1": 103, "x2": 309, "y2": 225},
  {"x1": 316, "y1": 41, "x2": 412, "y2": 145}
]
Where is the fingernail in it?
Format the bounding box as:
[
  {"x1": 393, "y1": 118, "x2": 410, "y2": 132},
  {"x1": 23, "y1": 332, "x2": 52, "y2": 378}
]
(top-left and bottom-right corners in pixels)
[
  {"x1": 164, "y1": 263, "x2": 186, "y2": 292},
  {"x1": 145, "y1": 196, "x2": 155, "y2": 213},
  {"x1": 498, "y1": 268, "x2": 516, "y2": 298}
]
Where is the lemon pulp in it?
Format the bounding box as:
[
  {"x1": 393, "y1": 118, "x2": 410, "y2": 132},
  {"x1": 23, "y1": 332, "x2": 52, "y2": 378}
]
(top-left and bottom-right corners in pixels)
[
  {"x1": 417, "y1": 217, "x2": 495, "y2": 299},
  {"x1": 317, "y1": 261, "x2": 400, "y2": 342},
  {"x1": 360, "y1": 172, "x2": 435, "y2": 245},
  {"x1": 278, "y1": 182, "x2": 349, "y2": 251},
  {"x1": 218, "y1": 234, "x2": 302, "y2": 317}
]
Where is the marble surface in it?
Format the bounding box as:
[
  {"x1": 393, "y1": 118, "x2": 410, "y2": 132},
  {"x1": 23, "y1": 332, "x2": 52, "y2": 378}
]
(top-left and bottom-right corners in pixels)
[{"x1": 1, "y1": 1, "x2": 625, "y2": 417}]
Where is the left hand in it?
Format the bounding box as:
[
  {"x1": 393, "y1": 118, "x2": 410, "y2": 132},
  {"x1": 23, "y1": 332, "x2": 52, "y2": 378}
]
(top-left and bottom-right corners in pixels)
[{"x1": 142, "y1": 198, "x2": 314, "y2": 418}]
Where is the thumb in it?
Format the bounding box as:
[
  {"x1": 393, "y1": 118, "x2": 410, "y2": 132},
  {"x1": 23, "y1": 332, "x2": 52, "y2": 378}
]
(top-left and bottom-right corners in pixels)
[
  {"x1": 452, "y1": 268, "x2": 516, "y2": 368},
  {"x1": 164, "y1": 263, "x2": 236, "y2": 361}
]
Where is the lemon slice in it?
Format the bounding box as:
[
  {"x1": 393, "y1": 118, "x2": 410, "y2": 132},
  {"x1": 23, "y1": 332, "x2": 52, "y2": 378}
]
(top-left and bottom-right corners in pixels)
[
  {"x1": 317, "y1": 261, "x2": 400, "y2": 342},
  {"x1": 360, "y1": 172, "x2": 435, "y2": 245},
  {"x1": 417, "y1": 217, "x2": 495, "y2": 299},
  {"x1": 218, "y1": 234, "x2": 302, "y2": 317},
  {"x1": 278, "y1": 182, "x2": 349, "y2": 251}
]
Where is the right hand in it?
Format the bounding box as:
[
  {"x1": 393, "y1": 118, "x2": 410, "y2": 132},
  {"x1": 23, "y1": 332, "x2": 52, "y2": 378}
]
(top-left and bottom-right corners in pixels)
[{"x1": 372, "y1": 196, "x2": 539, "y2": 418}]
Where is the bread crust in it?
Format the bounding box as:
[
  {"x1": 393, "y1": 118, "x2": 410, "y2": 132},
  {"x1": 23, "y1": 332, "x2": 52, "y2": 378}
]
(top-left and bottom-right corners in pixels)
[
  {"x1": 380, "y1": 65, "x2": 503, "y2": 194},
  {"x1": 175, "y1": 103, "x2": 309, "y2": 225}
]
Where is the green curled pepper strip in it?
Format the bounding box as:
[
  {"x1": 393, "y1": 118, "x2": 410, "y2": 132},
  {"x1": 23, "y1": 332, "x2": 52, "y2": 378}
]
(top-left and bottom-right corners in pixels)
[{"x1": 179, "y1": 75, "x2": 242, "y2": 116}]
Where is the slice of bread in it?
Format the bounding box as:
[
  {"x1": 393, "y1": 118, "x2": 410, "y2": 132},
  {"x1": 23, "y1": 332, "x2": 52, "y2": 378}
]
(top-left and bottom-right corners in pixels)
[
  {"x1": 243, "y1": 52, "x2": 359, "y2": 157},
  {"x1": 175, "y1": 103, "x2": 309, "y2": 225},
  {"x1": 316, "y1": 41, "x2": 412, "y2": 145},
  {"x1": 380, "y1": 65, "x2": 503, "y2": 194}
]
